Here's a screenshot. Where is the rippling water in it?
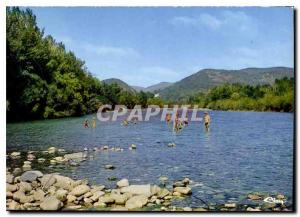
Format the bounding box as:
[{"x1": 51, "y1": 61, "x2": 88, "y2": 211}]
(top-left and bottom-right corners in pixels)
[{"x1": 7, "y1": 110, "x2": 294, "y2": 207}]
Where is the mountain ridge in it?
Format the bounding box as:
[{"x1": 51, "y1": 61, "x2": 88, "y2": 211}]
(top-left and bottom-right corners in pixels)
[
  {"x1": 102, "y1": 67, "x2": 294, "y2": 101},
  {"x1": 158, "y1": 67, "x2": 294, "y2": 101}
]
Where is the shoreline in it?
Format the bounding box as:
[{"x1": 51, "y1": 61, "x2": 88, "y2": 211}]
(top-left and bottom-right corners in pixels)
[
  {"x1": 6, "y1": 147, "x2": 293, "y2": 212},
  {"x1": 6, "y1": 109, "x2": 293, "y2": 124}
]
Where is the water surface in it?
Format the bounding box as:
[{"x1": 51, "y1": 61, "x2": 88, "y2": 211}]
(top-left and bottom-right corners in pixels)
[{"x1": 7, "y1": 111, "x2": 294, "y2": 207}]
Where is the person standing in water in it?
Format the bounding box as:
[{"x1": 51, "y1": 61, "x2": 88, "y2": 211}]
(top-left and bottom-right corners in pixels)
[
  {"x1": 84, "y1": 119, "x2": 89, "y2": 128},
  {"x1": 165, "y1": 113, "x2": 171, "y2": 125},
  {"x1": 92, "y1": 117, "x2": 96, "y2": 128},
  {"x1": 204, "y1": 112, "x2": 211, "y2": 131}
]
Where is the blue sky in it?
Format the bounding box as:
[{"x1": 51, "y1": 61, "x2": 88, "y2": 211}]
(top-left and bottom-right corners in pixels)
[{"x1": 30, "y1": 7, "x2": 294, "y2": 87}]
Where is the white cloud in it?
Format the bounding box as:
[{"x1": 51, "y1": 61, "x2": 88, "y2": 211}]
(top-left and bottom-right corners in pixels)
[
  {"x1": 170, "y1": 10, "x2": 254, "y2": 32},
  {"x1": 170, "y1": 14, "x2": 221, "y2": 30},
  {"x1": 83, "y1": 43, "x2": 140, "y2": 58}
]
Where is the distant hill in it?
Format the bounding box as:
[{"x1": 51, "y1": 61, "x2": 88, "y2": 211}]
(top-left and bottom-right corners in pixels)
[
  {"x1": 159, "y1": 67, "x2": 294, "y2": 101},
  {"x1": 132, "y1": 82, "x2": 173, "y2": 93},
  {"x1": 102, "y1": 78, "x2": 136, "y2": 92},
  {"x1": 131, "y1": 85, "x2": 146, "y2": 92},
  {"x1": 144, "y1": 82, "x2": 173, "y2": 93}
]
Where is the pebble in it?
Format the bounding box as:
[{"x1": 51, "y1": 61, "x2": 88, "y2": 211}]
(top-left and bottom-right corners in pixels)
[
  {"x1": 10, "y1": 152, "x2": 21, "y2": 158},
  {"x1": 159, "y1": 176, "x2": 168, "y2": 182},
  {"x1": 194, "y1": 207, "x2": 207, "y2": 211},
  {"x1": 277, "y1": 194, "x2": 285, "y2": 200},
  {"x1": 173, "y1": 192, "x2": 181, "y2": 196},
  {"x1": 27, "y1": 154, "x2": 36, "y2": 161},
  {"x1": 130, "y1": 144, "x2": 137, "y2": 149},
  {"x1": 167, "y1": 143, "x2": 176, "y2": 147},
  {"x1": 94, "y1": 202, "x2": 106, "y2": 208},
  {"x1": 225, "y1": 203, "x2": 236, "y2": 208},
  {"x1": 183, "y1": 207, "x2": 193, "y2": 211},
  {"x1": 48, "y1": 147, "x2": 57, "y2": 154},
  {"x1": 37, "y1": 158, "x2": 46, "y2": 163},
  {"x1": 248, "y1": 194, "x2": 262, "y2": 200},
  {"x1": 104, "y1": 164, "x2": 115, "y2": 170},
  {"x1": 247, "y1": 207, "x2": 261, "y2": 211}
]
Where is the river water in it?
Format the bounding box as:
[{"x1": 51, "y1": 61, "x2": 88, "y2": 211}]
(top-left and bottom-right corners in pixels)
[{"x1": 7, "y1": 110, "x2": 294, "y2": 208}]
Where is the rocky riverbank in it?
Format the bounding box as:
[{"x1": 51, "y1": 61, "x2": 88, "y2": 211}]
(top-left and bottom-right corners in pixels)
[
  {"x1": 6, "y1": 169, "x2": 194, "y2": 211},
  {"x1": 6, "y1": 147, "x2": 293, "y2": 212}
]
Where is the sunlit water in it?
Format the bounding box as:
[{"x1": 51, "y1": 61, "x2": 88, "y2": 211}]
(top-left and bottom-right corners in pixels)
[{"x1": 7, "y1": 111, "x2": 294, "y2": 207}]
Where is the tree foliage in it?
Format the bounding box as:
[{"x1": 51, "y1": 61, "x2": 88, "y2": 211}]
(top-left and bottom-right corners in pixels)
[
  {"x1": 6, "y1": 7, "x2": 158, "y2": 121},
  {"x1": 188, "y1": 77, "x2": 294, "y2": 112}
]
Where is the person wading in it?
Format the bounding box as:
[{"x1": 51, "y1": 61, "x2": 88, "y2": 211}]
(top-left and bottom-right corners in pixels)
[
  {"x1": 203, "y1": 112, "x2": 211, "y2": 132},
  {"x1": 92, "y1": 117, "x2": 96, "y2": 128},
  {"x1": 84, "y1": 119, "x2": 89, "y2": 128}
]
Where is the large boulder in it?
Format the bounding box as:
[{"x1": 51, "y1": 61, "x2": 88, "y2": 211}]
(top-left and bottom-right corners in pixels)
[
  {"x1": 33, "y1": 189, "x2": 45, "y2": 201},
  {"x1": 6, "y1": 174, "x2": 14, "y2": 184},
  {"x1": 120, "y1": 184, "x2": 151, "y2": 197},
  {"x1": 117, "y1": 179, "x2": 129, "y2": 188},
  {"x1": 20, "y1": 170, "x2": 43, "y2": 182},
  {"x1": 13, "y1": 190, "x2": 26, "y2": 202},
  {"x1": 39, "y1": 174, "x2": 56, "y2": 189},
  {"x1": 67, "y1": 194, "x2": 77, "y2": 203},
  {"x1": 19, "y1": 195, "x2": 34, "y2": 204},
  {"x1": 18, "y1": 182, "x2": 32, "y2": 192},
  {"x1": 111, "y1": 193, "x2": 128, "y2": 205},
  {"x1": 7, "y1": 200, "x2": 20, "y2": 210},
  {"x1": 150, "y1": 185, "x2": 161, "y2": 195},
  {"x1": 6, "y1": 183, "x2": 18, "y2": 192},
  {"x1": 64, "y1": 152, "x2": 87, "y2": 162},
  {"x1": 54, "y1": 175, "x2": 75, "y2": 190},
  {"x1": 173, "y1": 187, "x2": 192, "y2": 195},
  {"x1": 40, "y1": 196, "x2": 63, "y2": 210},
  {"x1": 91, "y1": 185, "x2": 105, "y2": 193},
  {"x1": 70, "y1": 184, "x2": 90, "y2": 196},
  {"x1": 13, "y1": 168, "x2": 22, "y2": 176},
  {"x1": 157, "y1": 188, "x2": 170, "y2": 198},
  {"x1": 97, "y1": 195, "x2": 115, "y2": 204},
  {"x1": 90, "y1": 191, "x2": 105, "y2": 201},
  {"x1": 55, "y1": 189, "x2": 68, "y2": 201},
  {"x1": 125, "y1": 195, "x2": 148, "y2": 210}
]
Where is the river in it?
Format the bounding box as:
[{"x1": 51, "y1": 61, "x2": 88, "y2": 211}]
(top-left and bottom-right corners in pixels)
[{"x1": 6, "y1": 110, "x2": 294, "y2": 208}]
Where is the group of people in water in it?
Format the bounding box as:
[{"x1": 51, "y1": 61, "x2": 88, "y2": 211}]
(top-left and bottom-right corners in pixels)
[
  {"x1": 165, "y1": 111, "x2": 211, "y2": 133},
  {"x1": 83, "y1": 111, "x2": 211, "y2": 132}
]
